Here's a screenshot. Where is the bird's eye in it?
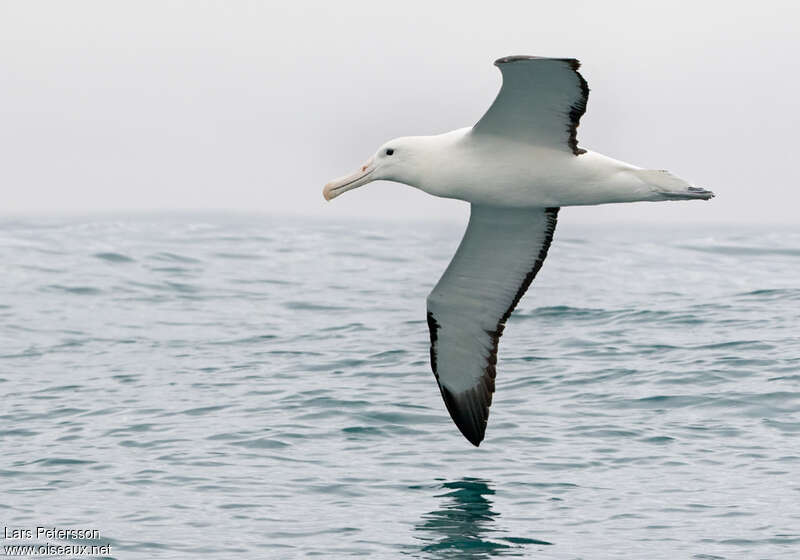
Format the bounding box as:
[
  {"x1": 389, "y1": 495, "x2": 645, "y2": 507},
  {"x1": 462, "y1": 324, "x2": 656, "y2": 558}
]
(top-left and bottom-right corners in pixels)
[{"x1": 385, "y1": 149, "x2": 394, "y2": 156}]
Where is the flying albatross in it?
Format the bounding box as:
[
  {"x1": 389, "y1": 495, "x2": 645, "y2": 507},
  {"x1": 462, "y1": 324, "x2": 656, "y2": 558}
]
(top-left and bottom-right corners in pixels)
[{"x1": 323, "y1": 56, "x2": 714, "y2": 446}]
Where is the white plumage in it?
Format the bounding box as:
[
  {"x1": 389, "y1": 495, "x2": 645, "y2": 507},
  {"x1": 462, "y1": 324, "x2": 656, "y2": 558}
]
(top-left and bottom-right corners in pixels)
[{"x1": 324, "y1": 56, "x2": 713, "y2": 446}]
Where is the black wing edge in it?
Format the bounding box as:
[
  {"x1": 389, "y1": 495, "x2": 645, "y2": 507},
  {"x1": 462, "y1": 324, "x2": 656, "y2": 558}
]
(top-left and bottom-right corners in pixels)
[
  {"x1": 494, "y1": 55, "x2": 580, "y2": 67},
  {"x1": 493, "y1": 56, "x2": 589, "y2": 156},
  {"x1": 426, "y1": 207, "x2": 560, "y2": 447}
]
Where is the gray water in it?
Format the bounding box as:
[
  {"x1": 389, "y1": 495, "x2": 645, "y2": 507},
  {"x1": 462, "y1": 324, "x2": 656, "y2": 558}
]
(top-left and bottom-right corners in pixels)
[{"x1": 1, "y1": 214, "x2": 799, "y2": 559}]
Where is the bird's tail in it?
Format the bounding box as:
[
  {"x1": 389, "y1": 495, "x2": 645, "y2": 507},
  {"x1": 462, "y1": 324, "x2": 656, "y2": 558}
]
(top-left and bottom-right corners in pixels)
[{"x1": 633, "y1": 169, "x2": 715, "y2": 200}]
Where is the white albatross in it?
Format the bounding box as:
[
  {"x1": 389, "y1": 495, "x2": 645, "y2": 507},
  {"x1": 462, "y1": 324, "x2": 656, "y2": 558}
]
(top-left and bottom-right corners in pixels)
[{"x1": 323, "y1": 56, "x2": 714, "y2": 446}]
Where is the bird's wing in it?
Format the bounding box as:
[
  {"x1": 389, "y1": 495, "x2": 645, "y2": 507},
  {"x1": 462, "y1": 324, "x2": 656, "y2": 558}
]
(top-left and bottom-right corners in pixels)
[
  {"x1": 472, "y1": 56, "x2": 589, "y2": 155},
  {"x1": 426, "y1": 205, "x2": 559, "y2": 446}
]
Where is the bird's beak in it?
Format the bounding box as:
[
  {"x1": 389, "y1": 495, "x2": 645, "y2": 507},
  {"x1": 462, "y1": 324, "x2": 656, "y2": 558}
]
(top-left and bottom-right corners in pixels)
[{"x1": 323, "y1": 157, "x2": 376, "y2": 201}]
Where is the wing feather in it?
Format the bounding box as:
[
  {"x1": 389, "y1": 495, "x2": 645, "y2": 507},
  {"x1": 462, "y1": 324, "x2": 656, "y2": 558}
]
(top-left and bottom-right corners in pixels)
[
  {"x1": 426, "y1": 205, "x2": 559, "y2": 446},
  {"x1": 473, "y1": 56, "x2": 589, "y2": 155}
]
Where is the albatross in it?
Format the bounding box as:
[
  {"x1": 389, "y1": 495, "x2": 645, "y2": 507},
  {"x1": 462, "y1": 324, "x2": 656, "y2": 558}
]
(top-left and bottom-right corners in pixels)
[{"x1": 322, "y1": 56, "x2": 714, "y2": 446}]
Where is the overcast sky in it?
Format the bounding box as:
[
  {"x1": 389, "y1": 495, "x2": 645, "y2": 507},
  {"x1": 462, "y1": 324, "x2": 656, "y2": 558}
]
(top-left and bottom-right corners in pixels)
[{"x1": 1, "y1": 1, "x2": 798, "y2": 224}]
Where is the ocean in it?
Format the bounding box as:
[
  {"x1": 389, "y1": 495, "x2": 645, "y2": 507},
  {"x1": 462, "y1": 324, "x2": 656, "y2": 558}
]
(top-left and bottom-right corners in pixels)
[{"x1": 1, "y1": 214, "x2": 798, "y2": 559}]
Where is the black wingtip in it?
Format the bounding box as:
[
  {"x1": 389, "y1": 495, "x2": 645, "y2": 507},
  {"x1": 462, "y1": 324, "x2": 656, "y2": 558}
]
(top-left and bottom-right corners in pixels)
[
  {"x1": 494, "y1": 55, "x2": 581, "y2": 70},
  {"x1": 439, "y1": 385, "x2": 488, "y2": 447}
]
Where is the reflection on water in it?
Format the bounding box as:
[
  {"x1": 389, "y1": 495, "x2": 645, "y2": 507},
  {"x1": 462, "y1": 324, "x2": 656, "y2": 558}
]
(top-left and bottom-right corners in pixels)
[
  {"x1": 6, "y1": 217, "x2": 799, "y2": 558},
  {"x1": 415, "y1": 478, "x2": 551, "y2": 558}
]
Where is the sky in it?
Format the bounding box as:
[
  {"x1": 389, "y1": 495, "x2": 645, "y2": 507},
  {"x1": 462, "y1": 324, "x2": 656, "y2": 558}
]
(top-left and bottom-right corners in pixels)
[{"x1": 1, "y1": 1, "x2": 798, "y2": 225}]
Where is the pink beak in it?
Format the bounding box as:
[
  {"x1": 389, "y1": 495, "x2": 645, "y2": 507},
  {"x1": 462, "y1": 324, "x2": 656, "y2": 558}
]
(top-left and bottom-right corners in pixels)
[{"x1": 323, "y1": 157, "x2": 375, "y2": 201}]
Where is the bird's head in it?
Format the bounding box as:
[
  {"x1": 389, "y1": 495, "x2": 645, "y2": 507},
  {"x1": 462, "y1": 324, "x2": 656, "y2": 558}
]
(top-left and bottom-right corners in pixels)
[{"x1": 323, "y1": 137, "x2": 425, "y2": 201}]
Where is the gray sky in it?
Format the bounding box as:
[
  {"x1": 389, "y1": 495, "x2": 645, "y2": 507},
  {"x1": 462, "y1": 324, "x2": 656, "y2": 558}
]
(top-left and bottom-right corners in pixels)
[{"x1": 1, "y1": 1, "x2": 798, "y2": 224}]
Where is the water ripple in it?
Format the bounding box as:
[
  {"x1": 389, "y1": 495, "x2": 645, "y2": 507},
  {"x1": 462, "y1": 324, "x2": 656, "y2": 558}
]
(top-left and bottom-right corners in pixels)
[{"x1": 1, "y1": 217, "x2": 798, "y2": 559}]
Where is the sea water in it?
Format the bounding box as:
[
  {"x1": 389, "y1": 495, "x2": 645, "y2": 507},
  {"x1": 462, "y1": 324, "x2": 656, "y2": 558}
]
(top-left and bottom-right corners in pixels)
[{"x1": 1, "y1": 214, "x2": 798, "y2": 559}]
